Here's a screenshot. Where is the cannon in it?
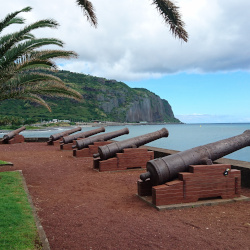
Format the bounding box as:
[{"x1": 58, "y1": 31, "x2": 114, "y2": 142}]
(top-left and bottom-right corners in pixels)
[
  {"x1": 1, "y1": 126, "x2": 26, "y2": 143},
  {"x1": 61, "y1": 127, "x2": 105, "y2": 144},
  {"x1": 48, "y1": 127, "x2": 81, "y2": 142},
  {"x1": 73, "y1": 128, "x2": 129, "y2": 150},
  {"x1": 94, "y1": 128, "x2": 169, "y2": 160},
  {"x1": 140, "y1": 130, "x2": 250, "y2": 186}
]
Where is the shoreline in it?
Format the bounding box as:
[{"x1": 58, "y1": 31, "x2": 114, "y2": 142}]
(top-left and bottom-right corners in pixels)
[{"x1": 0, "y1": 122, "x2": 181, "y2": 133}]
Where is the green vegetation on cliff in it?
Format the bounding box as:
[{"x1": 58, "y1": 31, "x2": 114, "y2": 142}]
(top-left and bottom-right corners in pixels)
[{"x1": 0, "y1": 70, "x2": 180, "y2": 124}]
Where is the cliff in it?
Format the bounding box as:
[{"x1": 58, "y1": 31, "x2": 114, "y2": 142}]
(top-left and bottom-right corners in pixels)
[{"x1": 0, "y1": 70, "x2": 180, "y2": 123}]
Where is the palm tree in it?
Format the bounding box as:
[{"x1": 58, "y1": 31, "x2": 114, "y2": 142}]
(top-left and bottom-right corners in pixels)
[
  {"x1": 0, "y1": 7, "x2": 82, "y2": 112},
  {"x1": 76, "y1": 0, "x2": 188, "y2": 42}
]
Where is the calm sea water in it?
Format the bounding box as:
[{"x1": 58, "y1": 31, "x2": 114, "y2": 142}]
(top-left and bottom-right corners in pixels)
[{"x1": 1, "y1": 123, "x2": 250, "y2": 162}]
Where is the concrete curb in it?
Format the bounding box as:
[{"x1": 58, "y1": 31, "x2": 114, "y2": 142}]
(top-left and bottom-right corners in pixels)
[
  {"x1": 137, "y1": 194, "x2": 250, "y2": 211},
  {"x1": 17, "y1": 170, "x2": 50, "y2": 250},
  {"x1": 0, "y1": 162, "x2": 13, "y2": 166}
]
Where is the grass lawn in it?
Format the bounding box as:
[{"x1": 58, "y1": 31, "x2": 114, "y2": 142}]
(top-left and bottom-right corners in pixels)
[
  {"x1": 0, "y1": 160, "x2": 9, "y2": 165},
  {"x1": 0, "y1": 171, "x2": 42, "y2": 249}
]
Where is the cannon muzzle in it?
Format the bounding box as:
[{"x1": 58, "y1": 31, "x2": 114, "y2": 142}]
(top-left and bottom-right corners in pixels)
[
  {"x1": 97, "y1": 128, "x2": 169, "y2": 160},
  {"x1": 2, "y1": 126, "x2": 26, "y2": 141},
  {"x1": 49, "y1": 127, "x2": 81, "y2": 141},
  {"x1": 140, "y1": 130, "x2": 250, "y2": 185},
  {"x1": 75, "y1": 128, "x2": 129, "y2": 150},
  {"x1": 62, "y1": 127, "x2": 105, "y2": 144}
]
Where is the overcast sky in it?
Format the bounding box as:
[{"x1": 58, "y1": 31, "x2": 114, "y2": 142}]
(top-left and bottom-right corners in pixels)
[{"x1": 1, "y1": 0, "x2": 250, "y2": 123}]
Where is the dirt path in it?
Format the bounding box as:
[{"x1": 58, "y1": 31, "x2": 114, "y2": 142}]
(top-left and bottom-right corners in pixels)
[{"x1": 0, "y1": 142, "x2": 250, "y2": 249}]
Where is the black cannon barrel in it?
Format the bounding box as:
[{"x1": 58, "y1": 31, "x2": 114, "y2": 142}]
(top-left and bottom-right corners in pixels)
[
  {"x1": 2, "y1": 126, "x2": 26, "y2": 141},
  {"x1": 74, "y1": 128, "x2": 129, "y2": 150},
  {"x1": 140, "y1": 130, "x2": 250, "y2": 186},
  {"x1": 49, "y1": 127, "x2": 81, "y2": 141},
  {"x1": 96, "y1": 128, "x2": 169, "y2": 160},
  {"x1": 61, "y1": 127, "x2": 105, "y2": 144}
]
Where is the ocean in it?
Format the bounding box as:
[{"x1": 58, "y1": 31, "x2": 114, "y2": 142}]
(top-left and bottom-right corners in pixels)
[{"x1": 1, "y1": 123, "x2": 250, "y2": 162}]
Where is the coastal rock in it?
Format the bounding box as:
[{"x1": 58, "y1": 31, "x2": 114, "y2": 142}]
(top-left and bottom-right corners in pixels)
[{"x1": 94, "y1": 83, "x2": 177, "y2": 122}]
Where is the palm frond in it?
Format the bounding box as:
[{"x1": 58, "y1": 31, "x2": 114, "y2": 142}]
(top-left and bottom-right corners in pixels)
[
  {"x1": 1, "y1": 73, "x2": 65, "y2": 89},
  {"x1": 0, "y1": 38, "x2": 64, "y2": 69},
  {"x1": 19, "y1": 93, "x2": 52, "y2": 111},
  {"x1": 15, "y1": 50, "x2": 77, "y2": 72},
  {"x1": 32, "y1": 49, "x2": 78, "y2": 61},
  {"x1": 30, "y1": 84, "x2": 83, "y2": 100},
  {"x1": 0, "y1": 61, "x2": 56, "y2": 85},
  {"x1": 0, "y1": 19, "x2": 59, "y2": 56},
  {"x1": 0, "y1": 7, "x2": 83, "y2": 112},
  {"x1": 0, "y1": 80, "x2": 82, "y2": 111},
  {"x1": 0, "y1": 72, "x2": 82, "y2": 104},
  {"x1": 16, "y1": 59, "x2": 56, "y2": 71},
  {"x1": 76, "y1": 0, "x2": 97, "y2": 27},
  {"x1": 0, "y1": 48, "x2": 77, "y2": 85},
  {"x1": 0, "y1": 6, "x2": 32, "y2": 33},
  {"x1": 0, "y1": 33, "x2": 34, "y2": 48},
  {"x1": 7, "y1": 17, "x2": 26, "y2": 25},
  {"x1": 152, "y1": 0, "x2": 188, "y2": 42}
]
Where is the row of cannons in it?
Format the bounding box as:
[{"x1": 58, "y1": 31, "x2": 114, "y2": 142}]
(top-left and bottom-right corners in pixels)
[
  {"x1": 46, "y1": 126, "x2": 250, "y2": 207},
  {"x1": 0, "y1": 126, "x2": 248, "y2": 206},
  {"x1": 47, "y1": 126, "x2": 161, "y2": 171}
]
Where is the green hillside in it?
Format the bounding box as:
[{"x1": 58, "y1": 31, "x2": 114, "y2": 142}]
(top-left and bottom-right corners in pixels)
[{"x1": 0, "y1": 70, "x2": 180, "y2": 124}]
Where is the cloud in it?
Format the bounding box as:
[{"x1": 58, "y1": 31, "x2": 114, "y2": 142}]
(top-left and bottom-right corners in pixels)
[{"x1": 1, "y1": 0, "x2": 250, "y2": 81}]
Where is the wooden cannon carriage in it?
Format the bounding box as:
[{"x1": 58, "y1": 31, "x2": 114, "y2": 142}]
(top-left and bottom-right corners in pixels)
[
  {"x1": 138, "y1": 131, "x2": 250, "y2": 207},
  {"x1": 1, "y1": 126, "x2": 26, "y2": 144}
]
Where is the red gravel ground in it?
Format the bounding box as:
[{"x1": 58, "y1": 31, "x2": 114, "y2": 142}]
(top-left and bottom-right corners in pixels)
[{"x1": 0, "y1": 142, "x2": 250, "y2": 250}]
